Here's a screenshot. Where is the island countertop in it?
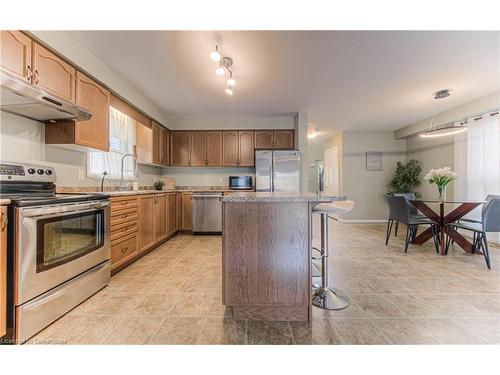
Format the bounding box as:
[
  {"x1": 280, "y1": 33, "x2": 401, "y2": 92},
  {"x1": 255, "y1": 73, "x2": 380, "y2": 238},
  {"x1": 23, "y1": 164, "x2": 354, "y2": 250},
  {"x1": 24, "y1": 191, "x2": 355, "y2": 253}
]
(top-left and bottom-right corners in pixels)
[{"x1": 221, "y1": 192, "x2": 347, "y2": 202}]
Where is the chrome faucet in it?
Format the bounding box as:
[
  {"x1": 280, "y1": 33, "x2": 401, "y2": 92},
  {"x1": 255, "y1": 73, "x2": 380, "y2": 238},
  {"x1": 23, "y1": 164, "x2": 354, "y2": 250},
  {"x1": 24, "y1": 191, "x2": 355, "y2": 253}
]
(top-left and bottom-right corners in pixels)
[{"x1": 120, "y1": 153, "x2": 138, "y2": 191}]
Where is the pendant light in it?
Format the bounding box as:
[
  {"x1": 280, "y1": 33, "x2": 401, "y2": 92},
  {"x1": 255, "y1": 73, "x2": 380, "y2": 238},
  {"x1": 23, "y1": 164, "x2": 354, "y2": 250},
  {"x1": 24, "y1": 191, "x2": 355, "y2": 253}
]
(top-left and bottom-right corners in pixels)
[
  {"x1": 209, "y1": 45, "x2": 237, "y2": 95},
  {"x1": 421, "y1": 89, "x2": 468, "y2": 138}
]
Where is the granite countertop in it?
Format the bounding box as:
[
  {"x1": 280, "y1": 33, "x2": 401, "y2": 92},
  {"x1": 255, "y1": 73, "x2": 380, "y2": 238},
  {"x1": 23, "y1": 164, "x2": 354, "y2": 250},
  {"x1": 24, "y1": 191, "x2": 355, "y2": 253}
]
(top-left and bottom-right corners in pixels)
[
  {"x1": 78, "y1": 188, "x2": 252, "y2": 197},
  {"x1": 0, "y1": 199, "x2": 11, "y2": 206},
  {"x1": 221, "y1": 192, "x2": 347, "y2": 202}
]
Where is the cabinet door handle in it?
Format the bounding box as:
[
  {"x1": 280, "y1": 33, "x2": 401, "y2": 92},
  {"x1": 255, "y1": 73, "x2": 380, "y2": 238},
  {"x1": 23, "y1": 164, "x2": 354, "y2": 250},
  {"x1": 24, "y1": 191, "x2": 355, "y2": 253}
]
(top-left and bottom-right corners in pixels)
[
  {"x1": 120, "y1": 246, "x2": 129, "y2": 254},
  {"x1": 0, "y1": 211, "x2": 7, "y2": 232},
  {"x1": 34, "y1": 69, "x2": 40, "y2": 84},
  {"x1": 26, "y1": 65, "x2": 33, "y2": 81}
]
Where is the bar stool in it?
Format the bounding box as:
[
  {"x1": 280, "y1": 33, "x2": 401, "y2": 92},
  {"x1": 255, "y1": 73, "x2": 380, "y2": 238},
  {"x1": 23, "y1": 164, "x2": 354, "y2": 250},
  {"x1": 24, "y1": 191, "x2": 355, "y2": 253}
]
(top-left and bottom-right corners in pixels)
[{"x1": 312, "y1": 200, "x2": 355, "y2": 310}]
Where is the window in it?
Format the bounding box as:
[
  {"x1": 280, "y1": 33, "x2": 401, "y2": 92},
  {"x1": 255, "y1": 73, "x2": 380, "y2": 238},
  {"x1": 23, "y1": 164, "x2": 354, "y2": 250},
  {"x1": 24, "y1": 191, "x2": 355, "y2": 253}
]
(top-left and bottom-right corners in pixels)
[
  {"x1": 87, "y1": 107, "x2": 137, "y2": 180},
  {"x1": 454, "y1": 111, "x2": 500, "y2": 242}
]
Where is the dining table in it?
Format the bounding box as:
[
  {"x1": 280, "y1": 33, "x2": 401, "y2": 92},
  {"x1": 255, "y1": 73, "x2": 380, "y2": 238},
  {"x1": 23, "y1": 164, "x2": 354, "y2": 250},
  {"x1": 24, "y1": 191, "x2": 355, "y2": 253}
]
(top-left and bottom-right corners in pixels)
[{"x1": 409, "y1": 199, "x2": 484, "y2": 255}]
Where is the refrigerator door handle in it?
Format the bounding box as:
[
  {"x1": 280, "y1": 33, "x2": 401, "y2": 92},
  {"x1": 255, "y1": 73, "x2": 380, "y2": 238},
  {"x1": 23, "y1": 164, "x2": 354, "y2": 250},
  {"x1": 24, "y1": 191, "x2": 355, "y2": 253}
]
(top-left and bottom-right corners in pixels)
[{"x1": 271, "y1": 152, "x2": 275, "y2": 192}]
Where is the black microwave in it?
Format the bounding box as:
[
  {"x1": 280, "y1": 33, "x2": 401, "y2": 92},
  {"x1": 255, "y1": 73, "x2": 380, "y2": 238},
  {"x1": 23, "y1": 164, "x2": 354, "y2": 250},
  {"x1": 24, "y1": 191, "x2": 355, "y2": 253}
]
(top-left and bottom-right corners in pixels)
[{"x1": 229, "y1": 176, "x2": 253, "y2": 190}]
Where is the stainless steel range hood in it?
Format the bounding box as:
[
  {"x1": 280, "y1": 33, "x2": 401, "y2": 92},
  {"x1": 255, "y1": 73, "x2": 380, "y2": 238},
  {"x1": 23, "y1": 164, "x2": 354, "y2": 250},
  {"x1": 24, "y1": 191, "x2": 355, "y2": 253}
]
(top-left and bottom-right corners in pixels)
[{"x1": 0, "y1": 71, "x2": 92, "y2": 122}]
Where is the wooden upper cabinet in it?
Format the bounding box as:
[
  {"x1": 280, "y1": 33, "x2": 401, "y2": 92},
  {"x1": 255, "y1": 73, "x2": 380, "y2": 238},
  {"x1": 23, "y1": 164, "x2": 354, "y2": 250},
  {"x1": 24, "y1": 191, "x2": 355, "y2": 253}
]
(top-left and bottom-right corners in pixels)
[
  {"x1": 163, "y1": 129, "x2": 170, "y2": 166},
  {"x1": 254, "y1": 130, "x2": 274, "y2": 149},
  {"x1": 33, "y1": 42, "x2": 76, "y2": 103},
  {"x1": 238, "y1": 131, "x2": 255, "y2": 166},
  {"x1": 222, "y1": 131, "x2": 238, "y2": 166},
  {"x1": 171, "y1": 131, "x2": 191, "y2": 167},
  {"x1": 274, "y1": 130, "x2": 294, "y2": 149},
  {"x1": 152, "y1": 122, "x2": 162, "y2": 165},
  {"x1": 136, "y1": 122, "x2": 153, "y2": 164},
  {"x1": 190, "y1": 132, "x2": 207, "y2": 167},
  {"x1": 206, "y1": 131, "x2": 223, "y2": 167},
  {"x1": 73, "y1": 72, "x2": 110, "y2": 151},
  {"x1": 0, "y1": 31, "x2": 32, "y2": 81}
]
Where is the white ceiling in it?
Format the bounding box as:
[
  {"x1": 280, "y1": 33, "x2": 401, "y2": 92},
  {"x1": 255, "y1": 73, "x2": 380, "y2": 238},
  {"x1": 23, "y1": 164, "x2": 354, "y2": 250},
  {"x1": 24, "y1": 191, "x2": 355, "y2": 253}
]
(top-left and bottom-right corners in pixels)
[{"x1": 71, "y1": 31, "x2": 500, "y2": 135}]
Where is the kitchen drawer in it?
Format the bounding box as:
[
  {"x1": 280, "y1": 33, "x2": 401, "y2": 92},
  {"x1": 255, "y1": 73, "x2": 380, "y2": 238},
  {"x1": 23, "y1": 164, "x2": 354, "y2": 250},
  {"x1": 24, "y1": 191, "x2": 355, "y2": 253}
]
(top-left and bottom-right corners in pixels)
[
  {"x1": 111, "y1": 233, "x2": 138, "y2": 266},
  {"x1": 110, "y1": 196, "x2": 138, "y2": 212},
  {"x1": 111, "y1": 222, "x2": 138, "y2": 243},
  {"x1": 111, "y1": 207, "x2": 139, "y2": 225}
]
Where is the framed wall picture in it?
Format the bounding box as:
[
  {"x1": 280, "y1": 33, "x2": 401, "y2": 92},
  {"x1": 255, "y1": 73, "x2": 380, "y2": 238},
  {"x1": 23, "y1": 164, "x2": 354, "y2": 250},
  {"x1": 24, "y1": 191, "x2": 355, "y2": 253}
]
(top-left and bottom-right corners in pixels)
[{"x1": 366, "y1": 151, "x2": 383, "y2": 171}]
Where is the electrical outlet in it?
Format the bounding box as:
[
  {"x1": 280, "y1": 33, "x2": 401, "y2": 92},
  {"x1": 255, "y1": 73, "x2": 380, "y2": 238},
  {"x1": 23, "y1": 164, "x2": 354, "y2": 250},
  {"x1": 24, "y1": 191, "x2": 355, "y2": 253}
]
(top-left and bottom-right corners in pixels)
[{"x1": 78, "y1": 170, "x2": 85, "y2": 180}]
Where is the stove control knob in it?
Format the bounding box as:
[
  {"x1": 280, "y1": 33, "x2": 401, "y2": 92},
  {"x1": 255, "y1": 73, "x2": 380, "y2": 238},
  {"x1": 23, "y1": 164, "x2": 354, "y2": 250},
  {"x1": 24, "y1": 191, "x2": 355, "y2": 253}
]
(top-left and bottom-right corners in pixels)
[
  {"x1": 37, "y1": 169, "x2": 44, "y2": 175},
  {"x1": 28, "y1": 168, "x2": 36, "y2": 174},
  {"x1": 45, "y1": 170, "x2": 53, "y2": 175}
]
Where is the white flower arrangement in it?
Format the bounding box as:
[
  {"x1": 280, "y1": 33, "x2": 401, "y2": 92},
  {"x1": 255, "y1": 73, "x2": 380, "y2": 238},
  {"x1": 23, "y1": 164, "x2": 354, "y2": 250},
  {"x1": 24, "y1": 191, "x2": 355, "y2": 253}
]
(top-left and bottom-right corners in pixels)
[
  {"x1": 424, "y1": 167, "x2": 457, "y2": 186},
  {"x1": 424, "y1": 167, "x2": 457, "y2": 200}
]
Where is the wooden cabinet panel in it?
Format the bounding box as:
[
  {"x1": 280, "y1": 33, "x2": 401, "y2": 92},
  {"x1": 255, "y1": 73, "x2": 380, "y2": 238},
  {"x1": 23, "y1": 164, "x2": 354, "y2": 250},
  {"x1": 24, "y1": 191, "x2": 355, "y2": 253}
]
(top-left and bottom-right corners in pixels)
[
  {"x1": 206, "y1": 131, "x2": 223, "y2": 167},
  {"x1": 180, "y1": 193, "x2": 192, "y2": 230},
  {"x1": 254, "y1": 130, "x2": 274, "y2": 149},
  {"x1": 139, "y1": 195, "x2": 155, "y2": 252},
  {"x1": 73, "y1": 72, "x2": 110, "y2": 151},
  {"x1": 222, "y1": 131, "x2": 238, "y2": 166},
  {"x1": 136, "y1": 122, "x2": 153, "y2": 164},
  {"x1": 171, "y1": 131, "x2": 191, "y2": 166},
  {"x1": 152, "y1": 122, "x2": 162, "y2": 165},
  {"x1": 0, "y1": 207, "x2": 7, "y2": 338},
  {"x1": 167, "y1": 193, "x2": 177, "y2": 236},
  {"x1": 274, "y1": 130, "x2": 294, "y2": 149},
  {"x1": 33, "y1": 42, "x2": 76, "y2": 103},
  {"x1": 111, "y1": 233, "x2": 138, "y2": 268},
  {"x1": 163, "y1": 129, "x2": 170, "y2": 166},
  {"x1": 0, "y1": 30, "x2": 32, "y2": 81},
  {"x1": 190, "y1": 131, "x2": 207, "y2": 167},
  {"x1": 238, "y1": 131, "x2": 255, "y2": 166},
  {"x1": 154, "y1": 194, "x2": 168, "y2": 242}
]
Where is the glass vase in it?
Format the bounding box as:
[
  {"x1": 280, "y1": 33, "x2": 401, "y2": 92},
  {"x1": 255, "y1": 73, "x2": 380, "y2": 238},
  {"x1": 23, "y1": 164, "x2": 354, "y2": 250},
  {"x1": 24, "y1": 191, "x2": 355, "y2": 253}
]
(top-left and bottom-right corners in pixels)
[{"x1": 437, "y1": 184, "x2": 446, "y2": 202}]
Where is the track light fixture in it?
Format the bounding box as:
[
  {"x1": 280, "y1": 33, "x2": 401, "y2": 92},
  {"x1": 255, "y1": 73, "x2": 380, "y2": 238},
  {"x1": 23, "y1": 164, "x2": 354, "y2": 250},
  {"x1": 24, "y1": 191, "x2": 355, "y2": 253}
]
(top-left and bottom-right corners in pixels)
[{"x1": 210, "y1": 45, "x2": 236, "y2": 95}]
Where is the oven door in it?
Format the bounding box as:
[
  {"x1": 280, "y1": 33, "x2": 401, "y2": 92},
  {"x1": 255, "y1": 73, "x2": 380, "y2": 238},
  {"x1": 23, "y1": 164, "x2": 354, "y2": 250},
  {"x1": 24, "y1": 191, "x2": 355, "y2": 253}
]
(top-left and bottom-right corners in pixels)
[{"x1": 16, "y1": 200, "x2": 110, "y2": 305}]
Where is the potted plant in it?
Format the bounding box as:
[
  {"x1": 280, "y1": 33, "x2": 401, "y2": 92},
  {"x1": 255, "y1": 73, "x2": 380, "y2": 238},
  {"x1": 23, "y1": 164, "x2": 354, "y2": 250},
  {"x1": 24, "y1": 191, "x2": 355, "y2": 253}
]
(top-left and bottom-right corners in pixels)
[
  {"x1": 388, "y1": 159, "x2": 422, "y2": 196},
  {"x1": 424, "y1": 167, "x2": 457, "y2": 202},
  {"x1": 153, "y1": 179, "x2": 165, "y2": 191}
]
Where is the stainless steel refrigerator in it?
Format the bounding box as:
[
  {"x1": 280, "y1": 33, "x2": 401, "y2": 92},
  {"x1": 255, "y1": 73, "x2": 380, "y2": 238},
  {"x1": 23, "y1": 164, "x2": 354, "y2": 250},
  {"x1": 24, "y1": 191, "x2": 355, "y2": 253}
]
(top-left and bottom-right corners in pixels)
[{"x1": 255, "y1": 150, "x2": 301, "y2": 192}]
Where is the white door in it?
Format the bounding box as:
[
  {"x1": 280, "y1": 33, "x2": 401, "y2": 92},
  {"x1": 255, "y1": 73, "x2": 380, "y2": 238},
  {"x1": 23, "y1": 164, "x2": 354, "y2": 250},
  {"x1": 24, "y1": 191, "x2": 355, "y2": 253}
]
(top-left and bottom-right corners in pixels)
[{"x1": 324, "y1": 146, "x2": 339, "y2": 195}]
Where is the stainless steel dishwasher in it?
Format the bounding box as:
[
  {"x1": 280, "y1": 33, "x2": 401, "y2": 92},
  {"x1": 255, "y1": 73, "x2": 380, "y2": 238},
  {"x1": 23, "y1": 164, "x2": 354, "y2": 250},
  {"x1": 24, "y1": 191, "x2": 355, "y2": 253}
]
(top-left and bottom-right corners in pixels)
[{"x1": 192, "y1": 192, "x2": 223, "y2": 234}]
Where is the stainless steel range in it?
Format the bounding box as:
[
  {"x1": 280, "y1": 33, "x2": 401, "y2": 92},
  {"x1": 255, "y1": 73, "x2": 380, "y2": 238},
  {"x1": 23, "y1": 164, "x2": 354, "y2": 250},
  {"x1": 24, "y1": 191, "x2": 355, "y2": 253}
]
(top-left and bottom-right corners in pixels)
[{"x1": 0, "y1": 162, "x2": 110, "y2": 344}]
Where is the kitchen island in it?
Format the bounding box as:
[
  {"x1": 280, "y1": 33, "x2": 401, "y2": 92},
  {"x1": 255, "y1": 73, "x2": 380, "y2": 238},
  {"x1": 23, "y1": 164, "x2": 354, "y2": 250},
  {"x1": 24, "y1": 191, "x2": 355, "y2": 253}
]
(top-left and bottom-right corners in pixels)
[{"x1": 221, "y1": 192, "x2": 346, "y2": 322}]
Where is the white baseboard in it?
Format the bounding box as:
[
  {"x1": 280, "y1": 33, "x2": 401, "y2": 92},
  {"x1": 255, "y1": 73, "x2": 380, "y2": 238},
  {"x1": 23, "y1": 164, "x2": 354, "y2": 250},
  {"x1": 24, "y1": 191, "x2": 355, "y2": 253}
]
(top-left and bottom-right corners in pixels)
[{"x1": 339, "y1": 219, "x2": 387, "y2": 224}]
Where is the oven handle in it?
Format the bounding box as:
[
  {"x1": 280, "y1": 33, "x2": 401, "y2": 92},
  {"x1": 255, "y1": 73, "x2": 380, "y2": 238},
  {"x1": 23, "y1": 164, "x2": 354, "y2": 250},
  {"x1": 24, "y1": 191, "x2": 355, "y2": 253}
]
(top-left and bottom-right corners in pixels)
[{"x1": 21, "y1": 200, "x2": 109, "y2": 218}]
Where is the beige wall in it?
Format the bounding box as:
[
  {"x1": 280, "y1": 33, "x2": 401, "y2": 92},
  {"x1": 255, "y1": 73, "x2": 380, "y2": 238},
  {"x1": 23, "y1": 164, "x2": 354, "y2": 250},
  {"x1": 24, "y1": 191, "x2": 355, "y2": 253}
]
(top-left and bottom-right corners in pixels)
[
  {"x1": 405, "y1": 135, "x2": 454, "y2": 200},
  {"x1": 342, "y1": 131, "x2": 406, "y2": 221},
  {"x1": 171, "y1": 114, "x2": 295, "y2": 130}
]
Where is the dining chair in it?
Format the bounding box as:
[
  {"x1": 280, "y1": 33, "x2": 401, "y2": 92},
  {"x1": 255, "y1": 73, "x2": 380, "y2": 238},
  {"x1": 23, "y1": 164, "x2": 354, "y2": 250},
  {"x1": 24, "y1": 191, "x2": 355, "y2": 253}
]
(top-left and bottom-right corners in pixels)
[
  {"x1": 384, "y1": 195, "x2": 440, "y2": 253},
  {"x1": 392, "y1": 193, "x2": 424, "y2": 237},
  {"x1": 445, "y1": 195, "x2": 500, "y2": 269}
]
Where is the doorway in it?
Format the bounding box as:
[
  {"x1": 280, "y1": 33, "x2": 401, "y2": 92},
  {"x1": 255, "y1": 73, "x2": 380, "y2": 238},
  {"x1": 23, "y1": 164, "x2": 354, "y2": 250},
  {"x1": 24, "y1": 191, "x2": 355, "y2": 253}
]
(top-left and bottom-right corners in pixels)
[{"x1": 324, "y1": 146, "x2": 339, "y2": 195}]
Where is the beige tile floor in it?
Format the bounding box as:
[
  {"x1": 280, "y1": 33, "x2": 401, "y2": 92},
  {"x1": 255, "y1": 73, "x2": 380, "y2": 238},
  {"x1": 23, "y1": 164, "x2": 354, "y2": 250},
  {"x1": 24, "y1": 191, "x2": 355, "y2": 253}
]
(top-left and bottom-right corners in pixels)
[{"x1": 30, "y1": 221, "x2": 500, "y2": 345}]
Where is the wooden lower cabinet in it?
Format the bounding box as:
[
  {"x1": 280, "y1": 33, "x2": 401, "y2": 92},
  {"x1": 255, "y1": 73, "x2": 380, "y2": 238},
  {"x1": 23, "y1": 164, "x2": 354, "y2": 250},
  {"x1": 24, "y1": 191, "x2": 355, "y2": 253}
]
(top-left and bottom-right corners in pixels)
[
  {"x1": 180, "y1": 192, "x2": 193, "y2": 230},
  {"x1": 110, "y1": 196, "x2": 139, "y2": 272},
  {"x1": 167, "y1": 193, "x2": 178, "y2": 236},
  {"x1": 111, "y1": 192, "x2": 187, "y2": 274},
  {"x1": 154, "y1": 194, "x2": 168, "y2": 242},
  {"x1": 0, "y1": 207, "x2": 7, "y2": 337},
  {"x1": 138, "y1": 195, "x2": 156, "y2": 252}
]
